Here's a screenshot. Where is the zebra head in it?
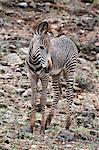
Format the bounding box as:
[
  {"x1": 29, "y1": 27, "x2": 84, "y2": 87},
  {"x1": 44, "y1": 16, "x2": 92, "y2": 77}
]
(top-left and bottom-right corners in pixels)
[{"x1": 31, "y1": 21, "x2": 52, "y2": 74}]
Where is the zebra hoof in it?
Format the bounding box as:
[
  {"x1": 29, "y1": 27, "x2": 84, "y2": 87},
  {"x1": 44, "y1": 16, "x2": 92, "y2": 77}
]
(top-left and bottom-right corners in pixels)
[
  {"x1": 45, "y1": 114, "x2": 53, "y2": 129},
  {"x1": 40, "y1": 127, "x2": 45, "y2": 135},
  {"x1": 36, "y1": 103, "x2": 42, "y2": 112},
  {"x1": 65, "y1": 125, "x2": 70, "y2": 130},
  {"x1": 65, "y1": 117, "x2": 71, "y2": 130}
]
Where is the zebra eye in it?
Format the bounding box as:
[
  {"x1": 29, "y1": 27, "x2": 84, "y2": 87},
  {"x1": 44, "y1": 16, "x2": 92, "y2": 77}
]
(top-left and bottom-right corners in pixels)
[{"x1": 40, "y1": 46, "x2": 44, "y2": 49}]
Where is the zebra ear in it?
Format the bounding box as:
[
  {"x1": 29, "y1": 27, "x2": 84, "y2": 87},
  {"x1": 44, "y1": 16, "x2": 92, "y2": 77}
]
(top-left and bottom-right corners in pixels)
[{"x1": 37, "y1": 21, "x2": 48, "y2": 35}]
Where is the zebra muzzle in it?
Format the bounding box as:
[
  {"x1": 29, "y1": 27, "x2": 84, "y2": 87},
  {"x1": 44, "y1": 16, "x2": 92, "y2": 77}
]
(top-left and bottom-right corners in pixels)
[{"x1": 43, "y1": 57, "x2": 52, "y2": 73}]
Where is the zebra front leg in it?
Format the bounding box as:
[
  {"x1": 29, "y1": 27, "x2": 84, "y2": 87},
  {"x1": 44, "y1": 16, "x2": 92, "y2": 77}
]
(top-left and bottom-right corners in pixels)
[
  {"x1": 29, "y1": 73, "x2": 38, "y2": 133},
  {"x1": 45, "y1": 75, "x2": 61, "y2": 129},
  {"x1": 40, "y1": 77, "x2": 48, "y2": 134}
]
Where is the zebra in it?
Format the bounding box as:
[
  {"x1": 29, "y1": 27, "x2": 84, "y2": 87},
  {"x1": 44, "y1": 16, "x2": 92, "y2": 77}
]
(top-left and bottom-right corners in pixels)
[{"x1": 26, "y1": 21, "x2": 78, "y2": 134}]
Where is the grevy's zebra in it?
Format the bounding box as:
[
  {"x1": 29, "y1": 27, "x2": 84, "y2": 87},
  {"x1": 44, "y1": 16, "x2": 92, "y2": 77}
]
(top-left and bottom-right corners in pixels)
[{"x1": 26, "y1": 21, "x2": 78, "y2": 134}]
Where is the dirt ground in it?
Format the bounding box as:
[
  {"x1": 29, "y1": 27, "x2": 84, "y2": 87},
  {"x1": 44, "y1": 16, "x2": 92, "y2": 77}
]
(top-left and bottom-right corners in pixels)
[{"x1": 0, "y1": 0, "x2": 99, "y2": 149}]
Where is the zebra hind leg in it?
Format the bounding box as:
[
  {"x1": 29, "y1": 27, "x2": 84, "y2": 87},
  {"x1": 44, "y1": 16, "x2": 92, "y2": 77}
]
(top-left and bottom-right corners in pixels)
[
  {"x1": 30, "y1": 109, "x2": 36, "y2": 133},
  {"x1": 64, "y1": 69, "x2": 75, "y2": 130}
]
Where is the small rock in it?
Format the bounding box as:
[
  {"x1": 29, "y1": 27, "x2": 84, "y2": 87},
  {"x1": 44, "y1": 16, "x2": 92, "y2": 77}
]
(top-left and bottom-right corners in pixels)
[
  {"x1": 96, "y1": 53, "x2": 99, "y2": 60},
  {"x1": 0, "y1": 137, "x2": 3, "y2": 143},
  {"x1": 79, "y1": 29, "x2": 85, "y2": 34},
  {"x1": 9, "y1": 44, "x2": 16, "y2": 52},
  {"x1": 78, "y1": 57, "x2": 87, "y2": 64},
  {"x1": 46, "y1": 101, "x2": 52, "y2": 108},
  {"x1": 17, "y1": 19, "x2": 24, "y2": 24},
  {"x1": 9, "y1": 44, "x2": 16, "y2": 49},
  {"x1": 19, "y1": 47, "x2": 28, "y2": 54},
  {"x1": 85, "y1": 55, "x2": 96, "y2": 61},
  {"x1": 15, "y1": 88, "x2": 25, "y2": 95},
  {"x1": 0, "y1": 18, "x2": 4, "y2": 26},
  {"x1": 25, "y1": 127, "x2": 33, "y2": 133},
  {"x1": 0, "y1": 103, "x2": 7, "y2": 108},
  {"x1": 73, "y1": 85, "x2": 82, "y2": 91},
  {"x1": 80, "y1": 134, "x2": 88, "y2": 141},
  {"x1": 4, "y1": 53, "x2": 23, "y2": 65},
  {"x1": 0, "y1": 5, "x2": 3, "y2": 11},
  {"x1": 89, "y1": 104, "x2": 95, "y2": 110},
  {"x1": 30, "y1": 145, "x2": 38, "y2": 149},
  {"x1": 65, "y1": 144, "x2": 72, "y2": 148},
  {"x1": 6, "y1": 131, "x2": 16, "y2": 139},
  {"x1": 78, "y1": 95, "x2": 84, "y2": 100},
  {"x1": 22, "y1": 88, "x2": 31, "y2": 97},
  {"x1": 3, "y1": 110, "x2": 15, "y2": 123},
  {"x1": 2, "y1": 84, "x2": 16, "y2": 94},
  {"x1": 95, "y1": 105, "x2": 99, "y2": 111},
  {"x1": 4, "y1": 139, "x2": 9, "y2": 144},
  {"x1": 0, "y1": 61, "x2": 8, "y2": 66},
  {"x1": 21, "y1": 71, "x2": 27, "y2": 76},
  {"x1": 0, "y1": 65, "x2": 11, "y2": 73},
  {"x1": 51, "y1": 24, "x2": 61, "y2": 31},
  {"x1": 29, "y1": 1, "x2": 36, "y2": 8},
  {"x1": 95, "y1": 60, "x2": 99, "y2": 69},
  {"x1": 0, "y1": 89, "x2": 4, "y2": 96},
  {"x1": 82, "y1": 66, "x2": 90, "y2": 71},
  {"x1": 0, "y1": 73, "x2": 13, "y2": 79},
  {"x1": 95, "y1": 42, "x2": 99, "y2": 47},
  {"x1": 81, "y1": 0, "x2": 94, "y2": 3},
  {"x1": 5, "y1": 9, "x2": 14, "y2": 15},
  {"x1": 77, "y1": 116, "x2": 83, "y2": 125},
  {"x1": 73, "y1": 98, "x2": 81, "y2": 105},
  {"x1": 90, "y1": 130, "x2": 96, "y2": 135},
  {"x1": 91, "y1": 112, "x2": 95, "y2": 119},
  {"x1": 17, "y1": 2, "x2": 28, "y2": 8},
  {"x1": 58, "y1": 130, "x2": 75, "y2": 141}
]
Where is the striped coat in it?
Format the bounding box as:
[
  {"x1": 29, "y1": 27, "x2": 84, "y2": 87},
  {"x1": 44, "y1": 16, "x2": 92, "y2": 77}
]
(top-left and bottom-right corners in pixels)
[{"x1": 27, "y1": 21, "x2": 78, "y2": 134}]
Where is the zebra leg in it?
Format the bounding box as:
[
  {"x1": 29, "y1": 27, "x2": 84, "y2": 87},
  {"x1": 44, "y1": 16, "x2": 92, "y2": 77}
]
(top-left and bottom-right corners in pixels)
[
  {"x1": 45, "y1": 75, "x2": 61, "y2": 129},
  {"x1": 40, "y1": 76, "x2": 48, "y2": 134},
  {"x1": 29, "y1": 73, "x2": 38, "y2": 133},
  {"x1": 64, "y1": 69, "x2": 75, "y2": 130}
]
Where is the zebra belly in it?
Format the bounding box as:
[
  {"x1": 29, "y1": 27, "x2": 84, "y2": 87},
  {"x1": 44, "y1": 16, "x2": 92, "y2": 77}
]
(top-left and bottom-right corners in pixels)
[{"x1": 50, "y1": 68, "x2": 63, "y2": 76}]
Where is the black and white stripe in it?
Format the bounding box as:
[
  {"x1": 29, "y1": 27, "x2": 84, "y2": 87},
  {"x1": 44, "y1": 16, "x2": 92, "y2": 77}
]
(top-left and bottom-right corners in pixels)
[
  {"x1": 27, "y1": 23, "x2": 78, "y2": 133},
  {"x1": 27, "y1": 44, "x2": 47, "y2": 75}
]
